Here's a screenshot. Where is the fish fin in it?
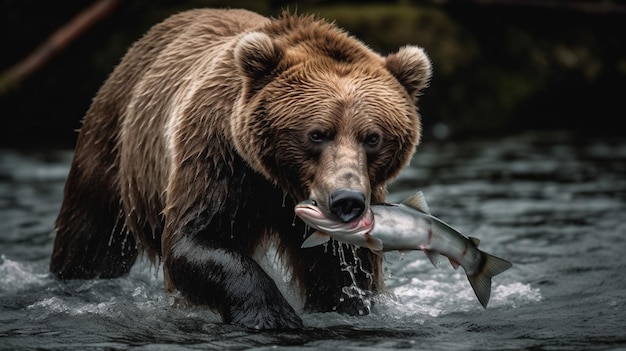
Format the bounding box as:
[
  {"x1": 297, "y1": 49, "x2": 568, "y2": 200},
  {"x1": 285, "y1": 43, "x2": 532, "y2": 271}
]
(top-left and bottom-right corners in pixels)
[
  {"x1": 402, "y1": 191, "x2": 430, "y2": 214},
  {"x1": 365, "y1": 235, "x2": 384, "y2": 251},
  {"x1": 448, "y1": 257, "x2": 460, "y2": 270},
  {"x1": 469, "y1": 237, "x2": 481, "y2": 247},
  {"x1": 467, "y1": 252, "x2": 513, "y2": 308},
  {"x1": 424, "y1": 250, "x2": 440, "y2": 267},
  {"x1": 301, "y1": 231, "x2": 331, "y2": 248}
]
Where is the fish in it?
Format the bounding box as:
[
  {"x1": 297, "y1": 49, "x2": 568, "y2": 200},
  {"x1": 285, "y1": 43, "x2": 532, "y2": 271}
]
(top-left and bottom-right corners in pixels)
[{"x1": 294, "y1": 191, "x2": 513, "y2": 308}]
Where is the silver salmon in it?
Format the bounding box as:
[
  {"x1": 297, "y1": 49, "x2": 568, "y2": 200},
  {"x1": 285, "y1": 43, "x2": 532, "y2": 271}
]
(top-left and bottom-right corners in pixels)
[{"x1": 295, "y1": 191, "x2": 513, "y2": 308}]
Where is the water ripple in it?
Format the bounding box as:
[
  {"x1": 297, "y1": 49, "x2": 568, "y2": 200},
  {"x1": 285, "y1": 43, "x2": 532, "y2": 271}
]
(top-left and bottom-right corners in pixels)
[{"x1": 1, "y1": 134, "x2": 625, "y2": 350}]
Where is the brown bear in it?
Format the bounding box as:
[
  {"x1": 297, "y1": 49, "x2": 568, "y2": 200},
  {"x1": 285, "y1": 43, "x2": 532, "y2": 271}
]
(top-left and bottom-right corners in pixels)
[{"x1": 50, "y1": 8, "x2": 432, "y2": 329}]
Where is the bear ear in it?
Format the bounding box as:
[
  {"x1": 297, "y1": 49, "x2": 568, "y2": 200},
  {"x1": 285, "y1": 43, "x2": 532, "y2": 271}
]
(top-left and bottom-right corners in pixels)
[
  {"x1": 234, "y1": 32, "x2": 283, "y2": 99},
  {"x1": 385, "y1": 45, "x2": 432, "y2": 101}
]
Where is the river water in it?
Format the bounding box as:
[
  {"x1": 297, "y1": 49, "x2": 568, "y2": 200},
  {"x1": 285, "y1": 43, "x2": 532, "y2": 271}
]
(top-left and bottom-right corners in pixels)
[{"x1": 1, "y1": 132, "x2": 625, "y2": 350}]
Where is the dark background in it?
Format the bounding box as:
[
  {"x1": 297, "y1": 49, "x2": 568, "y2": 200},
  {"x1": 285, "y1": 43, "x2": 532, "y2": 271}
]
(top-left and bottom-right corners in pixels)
[{"x1": 1, "y1": 0, "x2": 624, "y2": 148}]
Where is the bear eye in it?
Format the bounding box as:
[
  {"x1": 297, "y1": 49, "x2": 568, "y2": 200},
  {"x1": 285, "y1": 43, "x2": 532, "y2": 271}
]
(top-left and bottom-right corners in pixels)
[
  {"x1": 309, "y1": 130, "x2": 330, "y2": 143},
  {"x1": 364, "y1": 133, "x2": 381, "y2": 147}
]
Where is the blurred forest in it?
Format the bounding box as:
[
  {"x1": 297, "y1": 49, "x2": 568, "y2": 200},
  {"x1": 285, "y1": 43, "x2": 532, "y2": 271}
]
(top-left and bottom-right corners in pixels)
[{"x1": 1, "y1": 0, "x2": 624, "y2": 148}]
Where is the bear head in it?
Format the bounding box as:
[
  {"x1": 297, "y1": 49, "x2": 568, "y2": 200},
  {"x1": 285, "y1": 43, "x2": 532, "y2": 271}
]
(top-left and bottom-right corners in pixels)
[{"x1": 231, "y1": 14, "x2": 431, "y2": 224}]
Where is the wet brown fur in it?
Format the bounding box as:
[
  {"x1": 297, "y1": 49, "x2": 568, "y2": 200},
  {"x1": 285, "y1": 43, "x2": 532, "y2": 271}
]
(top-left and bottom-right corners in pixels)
[{"x1": 50, "y1": 9, "x2": 431, "y2": 329}]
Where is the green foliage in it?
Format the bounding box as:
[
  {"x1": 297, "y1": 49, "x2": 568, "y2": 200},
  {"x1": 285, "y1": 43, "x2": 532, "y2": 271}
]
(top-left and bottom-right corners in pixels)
[{"x1": 1, "y1": 1, "x2": 624, "y2": 147}]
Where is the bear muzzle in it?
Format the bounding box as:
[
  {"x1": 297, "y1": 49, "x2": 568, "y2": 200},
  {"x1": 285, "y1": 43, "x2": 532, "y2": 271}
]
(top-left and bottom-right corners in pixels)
[{"x1": 329, "y1": 189, "x2": 366, "y2": 223}]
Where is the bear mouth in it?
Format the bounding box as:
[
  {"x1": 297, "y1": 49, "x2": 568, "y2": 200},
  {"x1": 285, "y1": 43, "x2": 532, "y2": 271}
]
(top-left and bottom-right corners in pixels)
[{"x1": 294, "y1": 199, "x2": 373, "y2": 236}]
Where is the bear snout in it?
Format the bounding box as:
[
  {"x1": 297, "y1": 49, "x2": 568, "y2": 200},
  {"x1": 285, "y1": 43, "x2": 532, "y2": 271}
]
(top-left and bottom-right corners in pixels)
[{"x1": 329, "y1": 189, "x2": 366, "y2": 223}]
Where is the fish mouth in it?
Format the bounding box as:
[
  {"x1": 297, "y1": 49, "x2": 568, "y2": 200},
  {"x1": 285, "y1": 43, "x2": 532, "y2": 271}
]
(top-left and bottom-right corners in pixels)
[{"x1": 294, "y1": 199, "x2": 374, "y2": 235}]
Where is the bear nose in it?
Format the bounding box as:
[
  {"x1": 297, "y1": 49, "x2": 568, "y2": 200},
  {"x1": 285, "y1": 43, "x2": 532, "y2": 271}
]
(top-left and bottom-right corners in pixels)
[{"x1": 329, "y1": 189, "x2": 366, "y2": 223}]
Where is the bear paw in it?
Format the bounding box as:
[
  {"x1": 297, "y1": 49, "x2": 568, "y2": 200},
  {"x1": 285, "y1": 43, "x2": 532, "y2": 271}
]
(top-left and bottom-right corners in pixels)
[
  {"x1": 229, "y1": 302, "x2": 303, "y2": 330},
  {"x1": 334, "y1": 295, "x2": 372, "y2": 317}
]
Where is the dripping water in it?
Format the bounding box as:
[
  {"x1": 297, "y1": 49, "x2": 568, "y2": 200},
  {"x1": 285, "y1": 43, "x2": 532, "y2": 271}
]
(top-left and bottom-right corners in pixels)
[
  {"x1": 120, "y1": 229, "x2": 131, "y2": 257},
  {"x1": 282, "y1": 191, "x2": 288, "y2": 208},
  {"x1": 108, "y1": 208, "x2": 126, "y2": 247},
  {"x1": 334, "y1": 241, "x2": 374, "y2": 315},
  {"x1": 292, "y1": 213, "x2": 298, "y2": 227},
  {"x1": 230, "y1": 218, "x2": 235, "y2": 239}
]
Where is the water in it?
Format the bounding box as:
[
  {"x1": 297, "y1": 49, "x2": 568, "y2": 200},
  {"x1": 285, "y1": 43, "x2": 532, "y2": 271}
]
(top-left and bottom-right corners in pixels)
[{"x1": 1, "y1": 132, "x2": 625, "y2": 350}]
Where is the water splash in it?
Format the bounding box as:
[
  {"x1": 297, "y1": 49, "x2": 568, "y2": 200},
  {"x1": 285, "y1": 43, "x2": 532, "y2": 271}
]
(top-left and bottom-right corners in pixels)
[
  {"x1": 28, "y1": 296, "x2": 120, "y2": 317},
  {"x1": 0, "y1": 255, "x2": 49, "y2": 293},
  {"x1": 335, "y1": 243, "x2": 374, "y2": 315},
  {"x1": 383, "y1": 251, "x2": 542, "y2": 316}
]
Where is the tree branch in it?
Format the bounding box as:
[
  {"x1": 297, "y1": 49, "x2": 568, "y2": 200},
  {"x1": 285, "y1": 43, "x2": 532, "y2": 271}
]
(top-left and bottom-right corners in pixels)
[{"x1": 0, "y1": 0, "x2": 120, "y2": 95}]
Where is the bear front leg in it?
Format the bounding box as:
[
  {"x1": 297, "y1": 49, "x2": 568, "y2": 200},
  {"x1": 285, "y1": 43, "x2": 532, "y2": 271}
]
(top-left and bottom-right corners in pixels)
[
  {"x1": 291, "y1": 243, "x2": 386, "y2": 316},
  {"x1": 164, "y1": 235, "x2": 303, "y2": 330},
  {"x1": 51, "y1": 153, "x2": 138, "y2": 279}
]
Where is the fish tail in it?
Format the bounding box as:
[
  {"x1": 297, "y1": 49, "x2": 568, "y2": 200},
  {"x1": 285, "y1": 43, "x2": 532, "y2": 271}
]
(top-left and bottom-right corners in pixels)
[{"x1": 467, "y1": 252, "x2": 513, "y2": 308}]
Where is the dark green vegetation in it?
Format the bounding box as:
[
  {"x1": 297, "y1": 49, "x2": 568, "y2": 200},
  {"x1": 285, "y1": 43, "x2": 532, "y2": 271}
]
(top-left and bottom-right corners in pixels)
[{"x1": 1, "y1": 0, "x2": 624, "y2": 147}]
